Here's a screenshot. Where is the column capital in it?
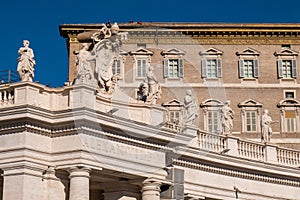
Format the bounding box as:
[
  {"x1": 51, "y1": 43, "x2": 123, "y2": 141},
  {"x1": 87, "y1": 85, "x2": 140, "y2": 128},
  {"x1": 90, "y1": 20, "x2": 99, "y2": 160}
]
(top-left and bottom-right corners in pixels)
[{"x1": 68, "y1": 166, "x2": 91, "y2": 179}]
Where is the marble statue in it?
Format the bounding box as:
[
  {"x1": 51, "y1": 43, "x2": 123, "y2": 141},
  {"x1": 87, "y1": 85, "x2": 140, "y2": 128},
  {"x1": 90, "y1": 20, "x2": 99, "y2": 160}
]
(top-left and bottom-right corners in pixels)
[
  {"x1": 221, "y1": 100, "x2": 234, "y2": 135},
  {"x1": 261, "y1": 109, "x2": 276, "y2": 143},
  {"x1": 73, "y1": 43, "x2": 96, "y2": 85},
  {"x1": 92, "y1": 23, "x2": 122, "y2": 93},
  {"x1": 183, "y1": 89, "x2": 198, "y2": 125},
  {"x1": 137, "y1": 66, "x2": 161, "y2": 104},
  {"x1": 17, "y1": 40, "x2": 36, "y2": 82}
]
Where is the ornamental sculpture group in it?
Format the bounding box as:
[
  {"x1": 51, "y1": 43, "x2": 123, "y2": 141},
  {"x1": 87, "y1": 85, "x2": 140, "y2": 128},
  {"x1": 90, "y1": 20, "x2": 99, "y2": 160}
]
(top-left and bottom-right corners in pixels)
[{"x1": 16, "y1": 24, "x2": 275, "y2": 143}]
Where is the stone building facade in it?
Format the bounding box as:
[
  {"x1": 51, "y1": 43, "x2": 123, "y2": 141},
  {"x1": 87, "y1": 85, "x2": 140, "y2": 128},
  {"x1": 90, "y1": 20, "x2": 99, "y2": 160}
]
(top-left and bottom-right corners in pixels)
[{"x1": 0, "y1": 22, "x2": 299, "y2": 200}]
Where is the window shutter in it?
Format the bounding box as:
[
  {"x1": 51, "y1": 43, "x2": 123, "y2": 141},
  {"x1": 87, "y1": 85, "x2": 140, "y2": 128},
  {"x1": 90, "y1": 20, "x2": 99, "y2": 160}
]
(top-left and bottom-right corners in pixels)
[
  {"x1": 201, "y1": 59, "x2": 207, "y2": 78},
  {"x1": 277, "y1": 59, "x2": 283, "y2": 78},
  {"x1": 178, "y1": 58, "x2": 184, "y2": 78},
  {"x1": 253, "y1": 59, "x2": 259, "y2": 78},
  {"x1": 163, "y1": 58, "x2": 169, "y2": 78},
  {"x1": 238, "y1": 59, "x2": 244, "y2": 78},
  {"x1": 216, "y1": 58, "x2": 222, "y2": 78},
  {"x1": 292, "y1": 59, "x2": 297, "y2": 78}
]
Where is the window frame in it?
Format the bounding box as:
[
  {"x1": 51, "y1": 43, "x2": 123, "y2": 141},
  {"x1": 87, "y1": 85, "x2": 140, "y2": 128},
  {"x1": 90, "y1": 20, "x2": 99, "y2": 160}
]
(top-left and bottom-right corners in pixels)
[
  {"x1": 161, "y1": 48, "x2": 185, "y2": 79},
  {"x1": 274, "y1": 48, "x2": 298, "y2": 80},
  {"x1": 236, "y1": 48, "x2": 260, "y2": 80},
  {"x1": 129, "y1": 48, "x2": 154, "y2": 81},
  {"x1": 200, "y1": 99, "x2": 223, "y2": 134},
  {"x1": 238, "y1": 99, "x2": 262, "y2": 133},
  {"x1": 200, "y1": 47, "x2": 223, "y2": 79},
  {"x1": 278, "y1": 99, "x2": 300, "y2": 133}
]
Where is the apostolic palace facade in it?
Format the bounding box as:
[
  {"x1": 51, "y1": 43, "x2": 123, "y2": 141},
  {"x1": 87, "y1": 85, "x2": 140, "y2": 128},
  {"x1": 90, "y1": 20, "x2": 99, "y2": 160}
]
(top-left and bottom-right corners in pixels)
[{"x1": 0, "y1": 22, "x2": 300, "y2": 200}]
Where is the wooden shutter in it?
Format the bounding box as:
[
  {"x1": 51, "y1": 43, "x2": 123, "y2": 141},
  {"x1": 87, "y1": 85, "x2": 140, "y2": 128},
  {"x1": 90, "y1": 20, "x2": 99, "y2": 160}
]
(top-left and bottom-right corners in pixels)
[
  {"x1": 216, "y1": 58, "x2": 222, "y2": 78},
  {"x1": 201, "y1": 59, "x2": 207, "y2": 78},
  {"x1": 238, "y1": 59, "x2": 244, "y2": 78},
  {"x1": 253, "y1": 59, "x2": 259, "y2": 78},
  {"x1": 292, "y1": 59, "x2": 297, "y2": 78},
  {"x1": 178, "y1": 58, "x2": 184, "y2": 78},
  {"x1": 277, "y1": 59, "x2": 283, "y2": 78},
  {"x1": 163, "y1": 58, "x2": 169, "y2": 78}
]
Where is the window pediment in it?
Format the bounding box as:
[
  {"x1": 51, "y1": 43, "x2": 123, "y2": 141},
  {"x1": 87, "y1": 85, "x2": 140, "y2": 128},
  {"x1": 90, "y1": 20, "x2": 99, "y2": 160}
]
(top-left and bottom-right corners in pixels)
[
  {"x1": 238, "y1": 99, "x2": 262, "y2": 107},
  {"x1": 277, "y1": 99, "x2": 300, "y2": 107},
  {"x1": 162, "y1": 99, "x2": 184, "y2": 107},
  {"x1": 199, "y1": 47, "x2": 223, "y2": 56},
  {"x1": 236, "y1": 47, "x2": 260, "y2": 56},
  {"x1": 129, "y1": 48, "x2": 153, "y2": 55},
  {"x1": 200, "y1": 99, "x2": 223, "y2": 107},
  {"x1": 161, "y1": 48, "x2": 185, "y2": 56},
  {"x1": 274, "y1": 48, "x2": 298, "y2": 56}
]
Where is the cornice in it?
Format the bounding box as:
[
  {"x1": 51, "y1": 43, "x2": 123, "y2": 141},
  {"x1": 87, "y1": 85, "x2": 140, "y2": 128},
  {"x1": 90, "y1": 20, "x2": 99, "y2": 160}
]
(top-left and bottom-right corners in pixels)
[
  {"x1": 173, "y1": 158, "x2": 300, "y2": 187},
  {"x1": 59, "y1": 22, "x2": 300, "y2": 44}
]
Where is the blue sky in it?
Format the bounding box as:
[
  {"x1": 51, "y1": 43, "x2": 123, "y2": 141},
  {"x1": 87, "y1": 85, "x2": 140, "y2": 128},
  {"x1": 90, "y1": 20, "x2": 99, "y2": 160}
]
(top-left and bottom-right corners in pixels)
[{"x1": 1, "y1": 0, "x2": 300, "y2": 87}]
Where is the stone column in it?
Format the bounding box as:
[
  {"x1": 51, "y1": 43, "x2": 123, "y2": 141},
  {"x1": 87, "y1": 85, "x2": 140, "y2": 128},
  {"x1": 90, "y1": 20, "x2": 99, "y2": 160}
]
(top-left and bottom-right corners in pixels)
[
  {"x1": 69, "y1": 166, "x2": 91, "y2": 200},
  {"x1": 141, "y1": 180, "x2": 161, "y2": 200}
]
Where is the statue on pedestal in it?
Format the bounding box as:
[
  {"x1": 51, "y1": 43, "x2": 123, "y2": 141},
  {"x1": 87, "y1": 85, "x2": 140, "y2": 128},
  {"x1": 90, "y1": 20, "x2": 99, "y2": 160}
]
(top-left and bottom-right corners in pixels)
[
  {"x1": 17, "y1": 40, "x2": 36, "y2": 82},
  {"x1": 137, "y1": 66, "x2": 161, "y2": 104},
  {"x1": 74, "y1": 43, "x2": 97, "y2": 85},
  {"x1": 221, "y1": 100, "x2": 234, "y2": 135},
  {"x1": 183, "y1": 90, "x2": 198, "y2": 125},
  {"x1": 261, "y1": 109, "x2": 276, "y2": 143}
]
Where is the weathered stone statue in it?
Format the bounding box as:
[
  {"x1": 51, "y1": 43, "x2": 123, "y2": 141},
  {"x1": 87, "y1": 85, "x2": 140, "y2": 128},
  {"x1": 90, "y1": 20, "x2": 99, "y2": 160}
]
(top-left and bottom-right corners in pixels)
[
  {"x1": 221, "y1": 100, "x2": 234, "y2": 135},
  {"x1": 92, "y1": 23, "x2": 122, "y2": 93},
  {"x1": 183, "y1": 89, "x2": 198, "y2": 125},
  {"x1": 73, "y1": 43, "x2": 97, "y2": 85},
  {"x1": 17, "y1": 40, "x2": 36, "y2": 82},
  {"x1": 261, "y1": 109, "x2": 275, "y2": 143},
  {"x1": 137, "y1": 66, "x2": 161, "y2": 104}
]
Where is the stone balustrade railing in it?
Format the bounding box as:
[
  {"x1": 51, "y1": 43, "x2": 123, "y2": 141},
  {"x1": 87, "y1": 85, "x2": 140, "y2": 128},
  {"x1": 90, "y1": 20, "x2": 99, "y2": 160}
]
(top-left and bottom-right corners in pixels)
[
  {"x1": 0, "y1": 87, "x2": 14, "y2": 105},
  {"x1": 277, "y1": 147, "x2": 300, "y2": 166},
  {"x1": 198, "y1": 131, "x2": 226, "y2": 152},
  {"x1": 237, "y1": 140, "x2": 265, "y2": 161},
  {"x1": 197, "y1": 130, "x2": 300, "y2": 167},
  {"x1": 164, "y1": 122, "x2": 183, "y2": 132}
]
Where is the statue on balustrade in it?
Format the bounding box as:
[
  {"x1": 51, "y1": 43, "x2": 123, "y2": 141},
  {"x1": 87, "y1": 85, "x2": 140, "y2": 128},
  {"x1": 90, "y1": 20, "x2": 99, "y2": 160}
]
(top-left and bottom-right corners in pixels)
[
  {"x1": 261, "y1": 109, "x2": 276, "y2": 143},
  {"x1": 221, "y1": 100, "x2": 234, "y2": 135},
  {"x1": 183, "y1": 89, "x2": 198, "y2": 125},
  {"x1": 17, "y1": 40, "x2": 36, "y2": 82},
  {"x1": 137, "y1": 65, "x2": 161, "y2": 104},
  {"x1": 73, "y1": 43, "x2": 97, "y2": 85}
]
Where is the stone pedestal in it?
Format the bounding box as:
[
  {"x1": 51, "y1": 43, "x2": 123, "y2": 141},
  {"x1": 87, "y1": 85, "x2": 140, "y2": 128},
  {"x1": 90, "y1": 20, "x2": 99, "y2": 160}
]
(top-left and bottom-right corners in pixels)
[
  {"x1": 141, "y1": 180, "x2": 161, "y2": 200},
  {"x1": 69, "y1": 167, "x2": 91, "y2": 200},
  {"x1": 2, "y1": 167, "x2": 45, "y2": 200}
]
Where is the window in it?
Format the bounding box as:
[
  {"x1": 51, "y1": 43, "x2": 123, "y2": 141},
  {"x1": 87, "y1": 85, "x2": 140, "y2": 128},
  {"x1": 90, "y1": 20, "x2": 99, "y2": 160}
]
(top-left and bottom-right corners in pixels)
[
  {"x1": 285, "y1": 90, "x2": 295, "y2": 99},
  {"x1": 238, "y1": 99, "x2": 262, "y2": 133},
  {"x1": 246, "y1": 111, "x2": 257, "y2": 132},
  {"x1": 274, "y1": 48, "x2": 298, "y2": 79},
  {"x1": 281, "y1": 44, "x2": 291, "y2": 49},
  {"x1": 200, "y1": 99, "x2": 223, "y2": 134},
  {"x1": 129, "y1": 48, "x2": 153, "y2": 80},
  {"x1": 236, "y1": 48, "x2": 260, "y2": 79},
  {"x1": 166, "y1": 59, "x2": 182, "y2": 78},
  {"x1": 161, "y1": 48, "x2": 185, "y2": 79},
  {"x1": 208, "y1": 110, "x2": 220, "y2": 133},
  {"x1": 285, "y1": 111, "x2": 296, "y2": 132},
  {"x1": 169, "y1": 110, "x2": 181, "y2": 124},
  {"x1": 112, "y1": 59, "x2": 121, "y2": 75},
  {"x1": 136, "y1": 59, "x2": 147, "y2": 78},
  {"x1": 162, "y1": 99, "x2": 184, "y2": 129},
  {"x1": 200, "y1": 47, "x2": 223, "y2": 79},
  {"x1": 278, "y1": 99, "x2": 300, "y2": 133}
]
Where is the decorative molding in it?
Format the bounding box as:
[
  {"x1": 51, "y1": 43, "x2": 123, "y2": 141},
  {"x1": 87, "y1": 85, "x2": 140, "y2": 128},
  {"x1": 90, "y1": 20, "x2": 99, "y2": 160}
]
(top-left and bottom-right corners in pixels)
[{"x1": 173, "y1": 158, "x2": 300, "y2": 187}]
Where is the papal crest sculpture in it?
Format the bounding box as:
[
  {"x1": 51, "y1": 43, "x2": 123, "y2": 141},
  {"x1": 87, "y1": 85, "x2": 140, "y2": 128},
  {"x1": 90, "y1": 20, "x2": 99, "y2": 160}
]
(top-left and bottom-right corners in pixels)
[{"x1": 74, "y1": 23, "x2": 127, "y2": 96}]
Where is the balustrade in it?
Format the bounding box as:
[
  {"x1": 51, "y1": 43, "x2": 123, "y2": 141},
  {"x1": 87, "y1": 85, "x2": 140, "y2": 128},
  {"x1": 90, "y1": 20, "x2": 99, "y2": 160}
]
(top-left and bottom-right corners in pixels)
[
  {"x1": 0, "y1": 88, "x2": 14, "y2": 106},
  {"x1": 198, "y1": 131, "x2": 225, "y2": 152},
  {"x1": 277, "y1": 147, "x2": 300, "y2": 166}
]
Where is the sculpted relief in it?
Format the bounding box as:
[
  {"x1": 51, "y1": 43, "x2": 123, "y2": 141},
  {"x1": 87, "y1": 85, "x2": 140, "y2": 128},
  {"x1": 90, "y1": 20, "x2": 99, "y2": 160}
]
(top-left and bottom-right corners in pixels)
[{"x1": 74, "y1": 23, "x2": 127, "y2": 95}]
